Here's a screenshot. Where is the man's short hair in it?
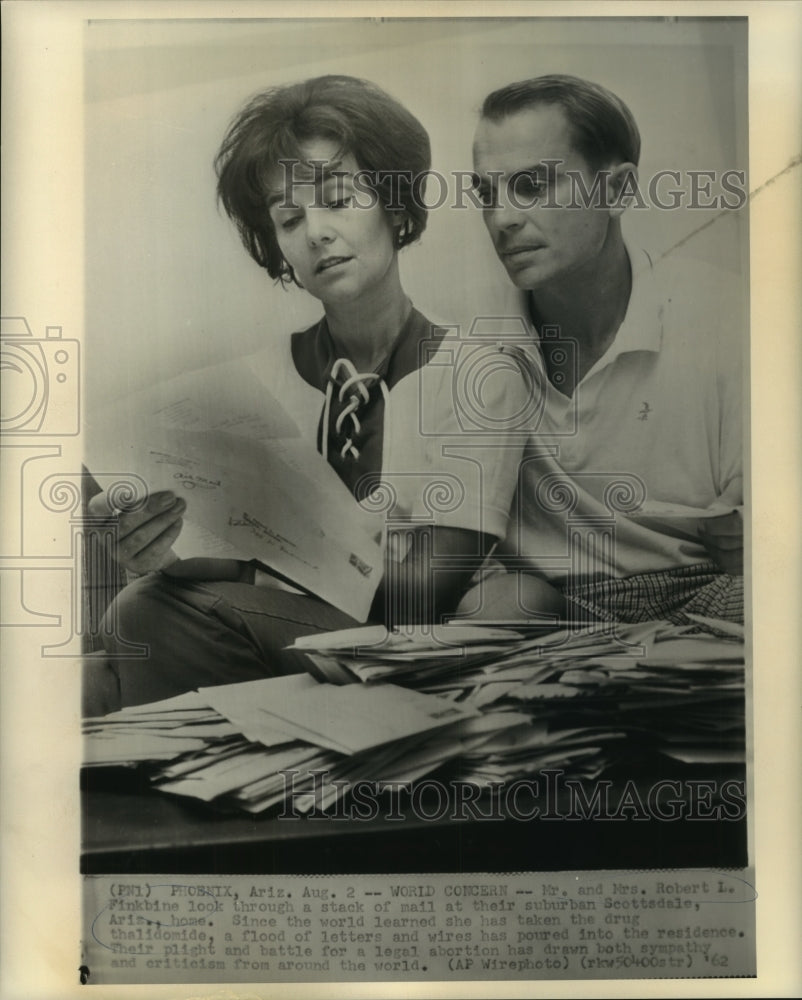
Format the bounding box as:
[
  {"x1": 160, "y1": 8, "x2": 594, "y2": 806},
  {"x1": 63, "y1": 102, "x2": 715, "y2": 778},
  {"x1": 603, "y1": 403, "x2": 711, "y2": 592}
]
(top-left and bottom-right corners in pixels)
[
  {"x1": 480, "y1": 74, "x2": 641, "y2": 170},
  {"x1": 215, "y1": 74, "x2": 431, "y2": 283}
]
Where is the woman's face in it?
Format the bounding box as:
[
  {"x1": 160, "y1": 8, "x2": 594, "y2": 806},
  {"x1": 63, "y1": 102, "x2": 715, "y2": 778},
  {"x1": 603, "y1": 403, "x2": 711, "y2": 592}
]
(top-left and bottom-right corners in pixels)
[{"x1": 267, "y1": 139, "x2": 399, "y2": 308}]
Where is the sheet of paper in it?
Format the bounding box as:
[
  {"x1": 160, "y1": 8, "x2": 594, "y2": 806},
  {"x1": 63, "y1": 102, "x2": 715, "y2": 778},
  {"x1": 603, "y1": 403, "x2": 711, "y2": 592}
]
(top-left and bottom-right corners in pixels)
[
  {"x1": 683, "y1": 612, "x2": 746, "y2": 638},
  {"x1": 157, "y1": 745, "x2": 322, "y2": 802},
  {"x1": 253, "y1": 681, "x2": 480, "y2": 755},
  {"x1": 83, "y1": 689, "x2": 210, "y2": 724},
  {"x1": 83, "y1": 732, "x2": 209, "y2": 765},
  {"x1": 200, "y1": 675, "x2": 320, "y2": 747},
  {"x1": 86, "y1": 356, "x2": 383, "y2": 620},
  {"x1": 292, "y1": 623, "x2": 524, "y2": 652}
]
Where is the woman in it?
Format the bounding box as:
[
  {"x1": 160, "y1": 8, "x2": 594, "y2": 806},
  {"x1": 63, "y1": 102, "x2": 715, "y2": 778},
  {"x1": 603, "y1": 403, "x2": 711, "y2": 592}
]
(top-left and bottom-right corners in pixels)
[{"x1": 87, "y1": 75, "x2": 529, "y2": 712}]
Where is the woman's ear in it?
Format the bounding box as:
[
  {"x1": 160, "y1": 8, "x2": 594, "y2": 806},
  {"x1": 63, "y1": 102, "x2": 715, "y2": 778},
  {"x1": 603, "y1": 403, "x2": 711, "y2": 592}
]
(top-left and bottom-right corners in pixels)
[
  {"x1": 279, "y1": 259, "x2": 303, "y2": 289},
  {"x1": 391, "y1": 210, "x2": 410, "y2": 247}
]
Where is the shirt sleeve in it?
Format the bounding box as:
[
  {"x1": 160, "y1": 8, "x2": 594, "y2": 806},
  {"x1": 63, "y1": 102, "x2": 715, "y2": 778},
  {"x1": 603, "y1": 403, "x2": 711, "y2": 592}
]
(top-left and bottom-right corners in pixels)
[
  {"x1": 380, "y1": 341, "x2": 531, "y2": 540},
  {"x1": 714, "y1": 282, "x2": 745, "y2": 507}
]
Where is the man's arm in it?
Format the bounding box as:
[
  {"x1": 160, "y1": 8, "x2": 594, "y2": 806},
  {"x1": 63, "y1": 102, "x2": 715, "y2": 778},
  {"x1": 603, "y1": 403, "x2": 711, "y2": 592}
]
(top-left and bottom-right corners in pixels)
[
  {"x1": 699, "y1": 509, "x2": 743, "y2": 576},
  {"x1": 700, "y1": 297, "x2": 745, "y2": 576}
]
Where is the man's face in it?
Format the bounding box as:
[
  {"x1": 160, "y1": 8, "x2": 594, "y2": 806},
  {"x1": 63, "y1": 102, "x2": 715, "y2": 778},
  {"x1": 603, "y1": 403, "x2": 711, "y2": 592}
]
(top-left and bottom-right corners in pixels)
[{"x1": 473, "y1": 104, "x2": 617, "y2": 291}]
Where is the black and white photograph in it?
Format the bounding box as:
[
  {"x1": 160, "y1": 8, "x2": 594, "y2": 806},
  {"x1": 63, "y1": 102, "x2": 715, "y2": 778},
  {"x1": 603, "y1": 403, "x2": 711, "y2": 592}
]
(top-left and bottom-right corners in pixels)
[{"x1": 2, "y1": 2, "x2": 801, "y2": 997}]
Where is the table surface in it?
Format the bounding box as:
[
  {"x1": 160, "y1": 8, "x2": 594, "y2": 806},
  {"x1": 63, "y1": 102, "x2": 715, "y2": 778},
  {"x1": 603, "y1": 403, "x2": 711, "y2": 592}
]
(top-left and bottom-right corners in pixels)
[{"x1": 82, "y1": 760, "x2": 748, "y2": 875}]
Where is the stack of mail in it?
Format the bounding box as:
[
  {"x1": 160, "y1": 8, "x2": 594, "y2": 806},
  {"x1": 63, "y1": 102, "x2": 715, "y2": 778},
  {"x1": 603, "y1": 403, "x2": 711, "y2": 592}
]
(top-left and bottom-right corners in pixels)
[
  {"x1": 83, "y1": 690, "x2": 243, "y2": 766},
  {"x1": 293, "y1": 616, "x2": 746, "y2": 781},
  {"x1": 84, "y1": 616, "x2": 745, "y2": 814},
  {"x1": 85, "y1": 673, "x2": 527, "y2": 813}
]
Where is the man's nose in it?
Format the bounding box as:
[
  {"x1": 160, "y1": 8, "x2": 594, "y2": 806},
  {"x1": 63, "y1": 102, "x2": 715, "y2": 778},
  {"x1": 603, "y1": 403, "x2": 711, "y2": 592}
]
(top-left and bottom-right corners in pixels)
[{"x1": 487, "y1": 193, "x2": 526, "y2": 233}]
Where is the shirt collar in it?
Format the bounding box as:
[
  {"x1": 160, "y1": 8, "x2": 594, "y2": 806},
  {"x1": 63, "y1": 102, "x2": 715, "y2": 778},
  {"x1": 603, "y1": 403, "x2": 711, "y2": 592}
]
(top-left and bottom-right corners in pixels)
[
  {"x1": 291, "y1": 306, "x2": 447, "y2": 393},
  {"x1": 507, "y1": 240, "x2": 664, "y2": 364},
  {"x1": 605, "y1": 241, "x2": 663, "y2": 359}
]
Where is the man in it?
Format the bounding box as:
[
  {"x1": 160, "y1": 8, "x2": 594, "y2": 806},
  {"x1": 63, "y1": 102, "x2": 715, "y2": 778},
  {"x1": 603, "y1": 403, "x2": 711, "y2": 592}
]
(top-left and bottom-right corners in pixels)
[{"x1": 460, "y1": 74, "x2": 744, "y2": 624}]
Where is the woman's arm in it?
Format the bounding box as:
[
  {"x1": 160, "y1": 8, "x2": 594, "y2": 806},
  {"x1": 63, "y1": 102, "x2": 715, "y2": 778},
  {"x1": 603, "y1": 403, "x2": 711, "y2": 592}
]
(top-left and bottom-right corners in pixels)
[{"x1": 370, "y1": 525, "x2": 493, "y2": 626}]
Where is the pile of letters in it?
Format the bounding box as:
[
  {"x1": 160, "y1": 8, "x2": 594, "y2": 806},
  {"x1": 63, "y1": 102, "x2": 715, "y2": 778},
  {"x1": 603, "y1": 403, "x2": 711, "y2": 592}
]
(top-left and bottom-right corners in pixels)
[{"x1": 84, "y1": 616, "x2": 745, "y2": 814}]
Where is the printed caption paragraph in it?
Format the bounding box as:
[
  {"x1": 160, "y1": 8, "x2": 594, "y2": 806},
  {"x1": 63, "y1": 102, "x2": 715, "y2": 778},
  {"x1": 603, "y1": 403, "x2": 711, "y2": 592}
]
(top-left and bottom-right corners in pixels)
[{"x1": 83, "y1": 869, "x2": 756, "y2": 983}]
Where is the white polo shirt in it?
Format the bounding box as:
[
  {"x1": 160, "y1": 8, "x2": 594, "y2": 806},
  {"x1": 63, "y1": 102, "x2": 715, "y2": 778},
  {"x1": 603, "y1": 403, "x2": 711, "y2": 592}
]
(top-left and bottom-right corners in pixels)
[{"x1": 402, "y1": 246, "x2": 745, "y2": 584}]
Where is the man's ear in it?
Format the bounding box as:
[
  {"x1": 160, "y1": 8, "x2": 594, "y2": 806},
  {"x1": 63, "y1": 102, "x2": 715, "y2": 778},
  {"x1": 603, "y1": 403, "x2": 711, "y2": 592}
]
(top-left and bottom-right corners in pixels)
[{"x1": 608, "y1": 162, "x2": 640, "y2": 217}]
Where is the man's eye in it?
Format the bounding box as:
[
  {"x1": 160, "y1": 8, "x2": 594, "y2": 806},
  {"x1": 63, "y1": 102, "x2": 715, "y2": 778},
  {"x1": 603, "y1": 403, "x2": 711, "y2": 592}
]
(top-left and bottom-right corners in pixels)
[
  {"x1": 512, "y1": 173, "x2": 546, "y2": 199},
  {"x1": 476, "y1": 187, "x2": 495, "y2": 208}
]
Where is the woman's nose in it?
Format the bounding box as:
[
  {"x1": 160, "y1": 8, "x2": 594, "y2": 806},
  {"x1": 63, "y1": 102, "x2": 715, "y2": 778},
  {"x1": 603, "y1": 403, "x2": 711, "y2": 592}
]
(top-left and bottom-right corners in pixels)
[{"x1": 305, "y1": 209, "x2": 335, "y2": 246}]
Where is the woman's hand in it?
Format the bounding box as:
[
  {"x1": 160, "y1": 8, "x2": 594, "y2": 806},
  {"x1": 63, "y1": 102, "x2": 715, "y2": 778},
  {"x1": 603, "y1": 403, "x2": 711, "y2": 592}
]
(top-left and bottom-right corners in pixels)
[
  {"x1": 88, "y1": 489, "x2": 185, "y2": 575},
  {"x1": 88, "y1": 489, "x2": 255, "y2": 582}
]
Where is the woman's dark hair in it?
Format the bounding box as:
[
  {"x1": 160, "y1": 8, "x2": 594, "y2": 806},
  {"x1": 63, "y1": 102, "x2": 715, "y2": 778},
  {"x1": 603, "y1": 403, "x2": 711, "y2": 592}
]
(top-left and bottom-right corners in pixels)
[
  {"x1": 481, "y1": 74, "x2": 641, "y2": 170},
  {"x1": 215, "y1": 74, "x2": 431, "y2": 284}
]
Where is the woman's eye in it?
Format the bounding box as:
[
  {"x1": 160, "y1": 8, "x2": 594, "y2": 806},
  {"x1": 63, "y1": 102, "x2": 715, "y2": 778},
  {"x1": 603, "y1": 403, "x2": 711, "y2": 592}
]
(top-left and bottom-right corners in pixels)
[
  {"x1": 327, "y1": 196, "x2": 353, "y2": 210},
  {"x1": 280, "y1": 216, "x2": 301, "y2": 231}
]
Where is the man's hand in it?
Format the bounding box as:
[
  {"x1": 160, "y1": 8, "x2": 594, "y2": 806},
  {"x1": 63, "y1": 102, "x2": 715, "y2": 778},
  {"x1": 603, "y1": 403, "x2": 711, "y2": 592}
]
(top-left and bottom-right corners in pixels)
[
  {"x1": 88, "y1": 489, "x2": 185, "y2": 575},
  {"x1": 698, "y1": 511, "x2": 743, "y2": 575}
]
